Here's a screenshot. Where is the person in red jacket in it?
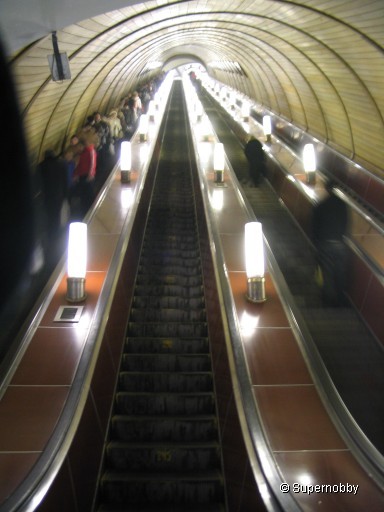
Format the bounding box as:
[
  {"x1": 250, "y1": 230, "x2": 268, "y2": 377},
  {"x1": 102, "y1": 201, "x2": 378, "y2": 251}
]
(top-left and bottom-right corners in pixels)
[{"x1": 72, "y1": 130, "x2": 97, "y2": 218}]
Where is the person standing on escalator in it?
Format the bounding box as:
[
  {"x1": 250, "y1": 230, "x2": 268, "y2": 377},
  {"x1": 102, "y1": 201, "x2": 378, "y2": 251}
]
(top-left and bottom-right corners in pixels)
[
  {"x1": 244, "y1": 136, "x2": 266, "y2": 186},
  {"x1": 312, "y1": 179, "x2": 349, "y2": 306}
]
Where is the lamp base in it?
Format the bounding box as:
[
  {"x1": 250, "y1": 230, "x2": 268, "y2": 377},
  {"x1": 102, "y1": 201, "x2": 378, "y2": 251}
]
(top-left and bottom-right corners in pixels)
[
  {"x1": 246, "y1": 276, "x2": 266, "y2": 303},
  {"x1": 67, "y1": 277, "x2": 86, "y2": 303},
  {"x1": 306, "y1": 172, "x2": 316, "y2": 185},
  {"x1": 121, "y1": 170, "x2": 131, "y2": 183},
  {"x1": 214, "y1": 170, "x2": 224, "y2": 185}
]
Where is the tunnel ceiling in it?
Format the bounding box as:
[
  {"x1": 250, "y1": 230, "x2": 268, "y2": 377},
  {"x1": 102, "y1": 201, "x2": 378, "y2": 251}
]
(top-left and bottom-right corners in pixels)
[{"x1": 0, "y1": 0, "x2": 383, "y2": 177}]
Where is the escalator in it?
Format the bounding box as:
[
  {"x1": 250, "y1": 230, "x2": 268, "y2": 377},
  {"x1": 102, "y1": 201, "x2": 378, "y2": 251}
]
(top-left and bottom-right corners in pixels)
[
  {"x1": 96, "y1": 81, "x2": 227, "y2": 511},
  {"x1": 198, "y1": 89, "x2": 384, "y2": 456}
]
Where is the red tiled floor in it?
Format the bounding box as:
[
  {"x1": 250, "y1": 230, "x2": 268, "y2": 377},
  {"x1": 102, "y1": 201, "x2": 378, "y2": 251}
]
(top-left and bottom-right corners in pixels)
[
  {"x1": 254, "y1": 386, "x2": 346, "y2": 451},
  {"x1": 275, "y1": 450, "x2": 384, "y2": 512},
  {"x1": 0, "y1": 386, "x2": 69, "y2": 451},
  {"x1": 242, "y1": 328, "x2": 312, "y2": 385},
  {"x1": 0, "y1": 453, "x2": 41, "y2": 503},
  {"x1": 11, "y1": 327, "x2": 88, "y2": 386}
]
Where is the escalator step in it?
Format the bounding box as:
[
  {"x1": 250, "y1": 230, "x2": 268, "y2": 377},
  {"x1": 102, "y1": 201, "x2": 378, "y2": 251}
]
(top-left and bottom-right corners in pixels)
[
  {"x1": 115, "y1": 392, "x2": 216, "y2": 416},
  {"x1": 138, "y1": 249, "x2": 200, "y2": 260},
  {"x1": 106, "y1": 441, "x2": 221, "y2": 472},
  {"x1": 129, "y1": 307, "x2": 206, "y2": 322},
  {"x1": 139, "y1": 256, "x2": 201, "y2": 268},
  {"x1": 122, "y1": 353, "x2": 212, "y2": 372},
  {"x1": 135, "y1": 274, "x2": 203, "y2": 287},
  {"x1": 132, "y1": 295, "x2": 205, "y2": 310},
  {"x1": 119, "y1": 371, "x2": 213, "y2": 392},
  {"x1": 138, "y1": 264, "x2": 202, "y2": 277},
  {"x1": 133, "y1": 284, "x2": 204, "y2": 298},
  {"x1": 127, "y1": 321, "x2": 208, "y2": 338},
  {"x1": 125, "y1": 337, "x2": 209, "y2": 354},
  {"x1": 100, "y1": 470, "x2": 225, "y2": 506},
  {"x1": 111, "y1": 415, "x2": 219, "y2": 443},
  {"x1": 98, "y1": 503, "x2": 226, "y2": 511}
]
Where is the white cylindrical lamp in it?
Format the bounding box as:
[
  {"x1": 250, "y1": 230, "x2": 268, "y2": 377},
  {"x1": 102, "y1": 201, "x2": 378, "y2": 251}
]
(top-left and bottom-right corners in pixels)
[
  {"x1": 120, "y1": 141, "x2": 132, "y2": 183},
  {"x1": 67, "y1": 222, "x2": 87, "y2": 302},
  {"x1": 263, "y1": 115, "x2": 272, "y2": 143},
  {"x1": 147, "y1": 101, "x2": 155, "y2": 122},
  {"x1": 303, "y1": 143, "x2": 316, "y2": 184},
  {"x1": 245, "y1": 221, "x2": 266, "y2": 303},
  {"x1": 241, "y1": 101, "x2": 250, "y2": 121},
  {"x1": 139, "y1": 114, "x2": 149, "y2": 142},
  {"x1": 213, "y1": 143, "x2": 225, "y2": 184}
]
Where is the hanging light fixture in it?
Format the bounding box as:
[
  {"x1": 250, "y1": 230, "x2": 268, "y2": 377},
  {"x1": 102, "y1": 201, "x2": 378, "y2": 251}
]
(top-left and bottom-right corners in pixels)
[
  {"x1": 213, "y1": 142, "x2": 225, "y2": 185},
  {"x1": 303, "y1": 143, "x2": 316, "y2": 184},
  {"x1": 263, "y1": 115, "x2": 272, "y2": 143},
  {"x1": 120, "y1": 141, "x2": 132, "y2": 183},
  {"x1": 67, "y1": 222, "x2": 87, "y2": 302},
  {"x1": 245, "y1": 221, "x2": 266, "y2": 303}
]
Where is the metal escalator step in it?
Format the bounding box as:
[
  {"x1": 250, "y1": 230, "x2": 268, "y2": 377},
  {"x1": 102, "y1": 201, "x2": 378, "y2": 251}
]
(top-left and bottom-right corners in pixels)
[
  {"x1": 111, "y1": 415, "x2": 219, "y2": 443},
  {"x1": 119, "y1": 371, "x2": 213, "y2": 392},
  {"x1": 122, "y1": 353, "x2": 212, "y2": 372},
  {"x1": 135, "y1": 274, "x2": 203, "y2": 287},
  {"x1": 133, "y1": 284, "x2": 204, "y2": 298},
  {"x1": 132, "y1": 295, "x2": 205, "y2": 310},
  {"x1": 100, "y1": 470, "x2": 225, "y2": 506},
  {"x1": 129, "y1": 307, "x2": 206, "y2": 322},
  {"x1": 127, "y1": 321, "x2": 208, "y2": 338},
  {"x1": 141, "y1": 240, "x2": 199, "y2": 251},
  {"x1": 115, "y1": 392, "x2": 216, "y2": 416},
  {"x1": 106, "y1": 441, "x2": 222, "y2": 472},
  {"x1": 138, "y1": 264, "x2": 202, "y2": 277},
  {"x1": 139, "y1": 256, "x2": 201, "y2": 268},
  {"x1": 139, "y1": 248, "x2": 200, "y2": 260},
  {"x1": 125, "y1": 337, "x2": 209, "y2": 354},
  {"x1": 98, "y1": 503, "x2": 226, "y2": 512}
]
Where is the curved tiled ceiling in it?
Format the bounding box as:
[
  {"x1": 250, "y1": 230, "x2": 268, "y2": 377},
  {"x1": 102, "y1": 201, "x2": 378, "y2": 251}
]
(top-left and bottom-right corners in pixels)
[{"x1": 1, "y1": 0, "x2": 383, "y2": 177}]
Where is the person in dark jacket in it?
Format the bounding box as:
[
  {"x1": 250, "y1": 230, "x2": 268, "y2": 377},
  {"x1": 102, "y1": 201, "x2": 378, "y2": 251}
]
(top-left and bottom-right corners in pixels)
[
  {"x1": 312, "y1": 179, "x2": 349, "y2": 306},
  {"x1": 38, "y1": 149, "x2": 68, "y2": 239},
  {"x1": 244, "y1": 136, "x2": 266, "y2": 186},
  {"x1": 0, "y1": 35, "x2": 34, "y2": 316}
]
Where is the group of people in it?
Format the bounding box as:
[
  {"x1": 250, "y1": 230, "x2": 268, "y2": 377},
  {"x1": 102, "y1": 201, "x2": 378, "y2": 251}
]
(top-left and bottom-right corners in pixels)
[{"x1": 36, "y1": 79, "x2": 162, "y2": 268}]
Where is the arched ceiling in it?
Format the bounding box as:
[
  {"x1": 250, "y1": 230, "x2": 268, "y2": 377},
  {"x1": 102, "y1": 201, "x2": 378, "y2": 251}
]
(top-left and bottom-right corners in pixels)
[{"x1": 0, "y1": 0, "x2": 383, "y2": 177}]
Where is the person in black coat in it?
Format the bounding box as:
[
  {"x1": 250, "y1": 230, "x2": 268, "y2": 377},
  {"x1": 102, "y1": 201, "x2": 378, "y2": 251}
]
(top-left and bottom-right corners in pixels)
[
  {"x1": 244, "y1": 136, "x2": 266, "y2": 186},
  {"x1": 312, "y1": 179, "x2": 349, "y2": 306},
  {"x1": 38, "y1": 150, "x2": 68, "y2": 239},
  {"x1": 0, "y1": 36, "x2": 34, "y2": 316}
]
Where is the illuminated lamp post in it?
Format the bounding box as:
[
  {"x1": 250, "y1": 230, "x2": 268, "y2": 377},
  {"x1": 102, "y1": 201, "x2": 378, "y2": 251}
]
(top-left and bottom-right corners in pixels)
[
  {"x1": 213, "y1": 142, "x2": 225, "y2": 185},
  {"x1": 196, "y1": 101, "x2": 203, "y2": 122},
  {"x1": 67, "y1": 222, "x2": 87, "y2": 302},
  {"x1": 303, "y1": 143, "x2": 316, "y2": 184},
  {"x1": 263, "y1": 115, "x2": 272, "y2": 143},
  {"x1": 147, "y1": 101, "x2": 155, "y2": 122},
  {"x1": 120, "y1": 141, "x2": 132, "y2": 183},
  {"x1": 139, "y1": 114, "x2": 149, "y2": 142},
  {"x1": 241, "y1": 101, "x2": 250, "y2": 122},
  {"x1": 245, "y1": 221, "x2": 266, "y2": 303}
]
